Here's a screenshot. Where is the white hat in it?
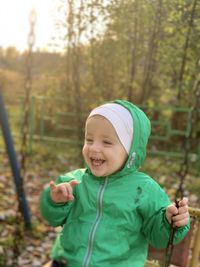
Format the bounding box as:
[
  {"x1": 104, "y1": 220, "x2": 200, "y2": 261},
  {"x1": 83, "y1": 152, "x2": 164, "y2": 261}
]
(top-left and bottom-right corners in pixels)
[{"x1": 88, "y1": 103, "x2": 133, "y2": 154}]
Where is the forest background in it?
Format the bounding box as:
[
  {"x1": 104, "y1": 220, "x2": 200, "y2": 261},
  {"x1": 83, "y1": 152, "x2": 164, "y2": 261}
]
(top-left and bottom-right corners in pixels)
[{"x1": 0, "y1": 0, "x2": 200, "y2": 266}]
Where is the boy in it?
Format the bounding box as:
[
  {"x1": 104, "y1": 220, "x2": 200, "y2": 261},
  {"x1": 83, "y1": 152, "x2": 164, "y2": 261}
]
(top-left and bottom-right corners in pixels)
[{"x1": 40, "y1": 99, "x2": 189, "y2": 267}]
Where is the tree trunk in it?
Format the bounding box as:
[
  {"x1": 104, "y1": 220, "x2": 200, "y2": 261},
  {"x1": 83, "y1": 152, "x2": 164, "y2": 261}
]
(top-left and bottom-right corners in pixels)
[
  {"x1": 139, "y1": 0, "x2": 162, "y2": 104},
  {"x1": 127, "y1": 0, "x2": 139, "y2": 102},
  {"x1": 177, "y1": 0, "x2": 198, "y2": 101}
]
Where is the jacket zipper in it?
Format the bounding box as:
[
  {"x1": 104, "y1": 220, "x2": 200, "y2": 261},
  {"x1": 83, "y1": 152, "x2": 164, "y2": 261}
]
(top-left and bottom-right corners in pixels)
[{"x1": 82, "y1": 177, "x2": 108, "y2": 267}]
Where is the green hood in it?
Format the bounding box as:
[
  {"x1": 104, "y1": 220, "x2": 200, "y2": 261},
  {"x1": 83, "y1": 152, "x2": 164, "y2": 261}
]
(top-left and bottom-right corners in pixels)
[
  {"x1": 84, "y1": 99, "x2": 151, "y2": 177},
  {"x1": 112, "y1": 99, "x2": 151, "y2": 173}
]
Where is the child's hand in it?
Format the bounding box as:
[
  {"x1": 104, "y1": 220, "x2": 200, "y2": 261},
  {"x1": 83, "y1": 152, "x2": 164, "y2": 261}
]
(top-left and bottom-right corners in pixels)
[
  {"x1": 166, "y1": 197, "x2": 189, "y2": 227},
  {"x1": 50, "y1": 180, "x2": 80, "y2": 203}
]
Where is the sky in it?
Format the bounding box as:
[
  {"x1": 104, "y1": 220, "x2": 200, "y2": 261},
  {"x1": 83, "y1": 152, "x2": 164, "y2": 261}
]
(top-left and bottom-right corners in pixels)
[{"x1": 0, "y1": 0, "x2": 60, "y2": 52}]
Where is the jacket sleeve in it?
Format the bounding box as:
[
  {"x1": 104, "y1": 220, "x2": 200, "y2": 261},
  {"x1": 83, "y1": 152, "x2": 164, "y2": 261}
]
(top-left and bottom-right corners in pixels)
[
  {"x1": 40, "y1": 170, "x2": 84, "y2": 227},
  {"x1": 139, "y1": 179, "x2": 190, "y2": 249}
]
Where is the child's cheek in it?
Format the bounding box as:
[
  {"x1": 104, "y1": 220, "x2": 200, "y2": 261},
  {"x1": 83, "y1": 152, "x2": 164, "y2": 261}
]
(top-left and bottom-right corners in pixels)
[{"x1": 82, "y1": 145, "x2": 88, "y2": 161}]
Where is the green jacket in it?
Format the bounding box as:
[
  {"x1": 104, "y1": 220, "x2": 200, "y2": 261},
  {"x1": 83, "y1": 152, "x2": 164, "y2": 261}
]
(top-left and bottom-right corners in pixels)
[{"x1": 40, "y1": 99, "x2": 189, "y2": 267}]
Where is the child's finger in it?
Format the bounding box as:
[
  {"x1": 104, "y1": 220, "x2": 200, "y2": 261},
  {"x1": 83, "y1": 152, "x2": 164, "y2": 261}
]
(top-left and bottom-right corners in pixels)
[
  {"x1": 50, "y1": 181, "x2": 57, "y2": 192},
  {"x1": 65, "y1": 180, "x2": 80, "y2": 200},
  {"x1": 177, "y1": 198, "x2": 188, "y2": 215},
  {"x1": 168, "y1": 204, "x2": 179, "y2": 216},
  {"x1": 172, "y1": 215, "x2": 189, "y2": 227},
  {"x1": 172, "y1": 212, "x2": 189, "y2": 222},
  {"x1": 60, "y1": 184, "x2": 69, "y2": 197},
  {"x1": 68, "y1": 181, "x2": 80, "y2": 200},
  {"x1": 166, "y1": 204, "x2": 179, "y2": 224},
  {"x1": 178, "y1": 205, "x2": 188, "y2": 215},
  {"x1": 178, "y1": 197, "x2": 188, "y2": 207},
  {"x1": 69, "y1": 180, "x2": 80, "y2": 188},
  {"x1": 65, "y1": 184, "x2": 74, "y2": 200}
]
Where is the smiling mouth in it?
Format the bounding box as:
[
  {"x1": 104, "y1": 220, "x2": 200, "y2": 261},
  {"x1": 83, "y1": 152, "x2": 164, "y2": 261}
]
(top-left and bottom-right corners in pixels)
[{"x1": 91, "y1": 158, "x2": 105, "y2": 166}]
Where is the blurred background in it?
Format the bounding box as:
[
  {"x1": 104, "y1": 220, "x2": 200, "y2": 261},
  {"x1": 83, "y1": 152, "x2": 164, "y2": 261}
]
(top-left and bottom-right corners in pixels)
[{"x1": 0, "y1": 0, "x2": 199, "y2": 266}]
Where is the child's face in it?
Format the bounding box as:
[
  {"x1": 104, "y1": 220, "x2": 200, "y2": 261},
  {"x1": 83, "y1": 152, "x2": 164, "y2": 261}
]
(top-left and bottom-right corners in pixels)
[{"x1": 82, "y1": 115, "x2": 128, "y2": 177}]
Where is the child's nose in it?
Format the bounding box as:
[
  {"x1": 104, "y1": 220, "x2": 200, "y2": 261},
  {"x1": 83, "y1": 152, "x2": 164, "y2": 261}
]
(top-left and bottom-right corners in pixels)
[{"x1": 90, "y1": 142, "x2": 101, "y2": 152}]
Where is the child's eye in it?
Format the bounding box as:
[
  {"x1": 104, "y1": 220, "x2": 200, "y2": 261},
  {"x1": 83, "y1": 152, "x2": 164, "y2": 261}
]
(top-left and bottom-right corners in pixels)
[
  {"x1": 85, "y1": 138, "x2": 93, "y2": 143},
  {"x1": 103, "y1": 140, "x2": 112, "y2": 145}
]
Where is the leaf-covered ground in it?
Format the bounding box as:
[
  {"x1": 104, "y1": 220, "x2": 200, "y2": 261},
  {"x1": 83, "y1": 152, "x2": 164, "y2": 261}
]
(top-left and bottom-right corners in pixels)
[
  {"x1": 0, "y1": 151, "x2": 199, "y2": 267},
  {"x1": 0, "y1": 150, "x2": 74, "y2": 267}
]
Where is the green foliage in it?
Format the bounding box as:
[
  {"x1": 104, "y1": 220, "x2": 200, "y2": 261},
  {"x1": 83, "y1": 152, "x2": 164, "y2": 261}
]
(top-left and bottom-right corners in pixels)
[
  {"x1": 0, "y1": 0, "x2": 199, "y2": 177},
  {"x1": 1, "y1": 0, "x2": 200, "y2": 106}
]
